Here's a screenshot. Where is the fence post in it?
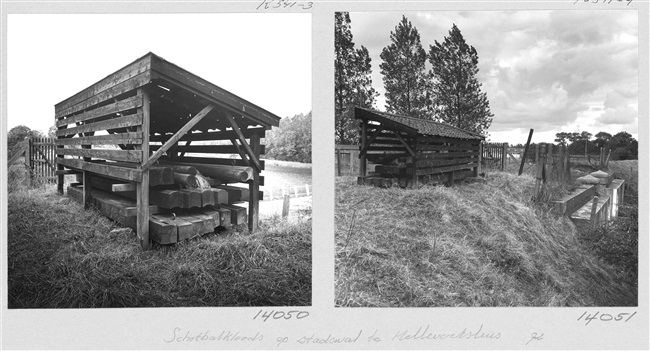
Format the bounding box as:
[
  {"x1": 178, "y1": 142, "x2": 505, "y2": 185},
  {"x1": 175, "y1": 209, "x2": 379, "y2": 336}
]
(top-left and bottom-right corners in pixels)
[
  {"x1": 547, "y1": 143, "x2": 553, "y2": 179},
  {"x1": 519, "y1": 129, "x2": 534, "y2": 176},
  {"x1": 282, "y1": 195, "x2": 291, "y2": 218},
  {"x1": 336, "y1": 148, "x2": 342, "y2": 176},
  {"x1": 590, "y1": 195, "x2": 599, "y2": 228},
  {"x1": 24, "y1": 137, "x2": 33, "y2": 186},
  {"x1": 501, "y1": 143, "x2": 506, "y2": 171}
]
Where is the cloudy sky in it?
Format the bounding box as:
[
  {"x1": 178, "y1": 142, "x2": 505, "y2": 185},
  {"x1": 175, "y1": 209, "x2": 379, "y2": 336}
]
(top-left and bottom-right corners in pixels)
[
  {"x1": 6, "y1": 13, "x2": 311, "y2": 134},
  {"x1": 348, "y1": 10, "x2": 638, "y2": 144}
]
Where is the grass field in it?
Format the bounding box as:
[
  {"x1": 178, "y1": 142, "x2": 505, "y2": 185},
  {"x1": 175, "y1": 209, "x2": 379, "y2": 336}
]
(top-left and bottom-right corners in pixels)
[
  {"x1": 335, "y1": 160, "x2": 637, "y2": 307},
  {"x1": 7, "y1": 168, "x2": 311, "y2": 308}
]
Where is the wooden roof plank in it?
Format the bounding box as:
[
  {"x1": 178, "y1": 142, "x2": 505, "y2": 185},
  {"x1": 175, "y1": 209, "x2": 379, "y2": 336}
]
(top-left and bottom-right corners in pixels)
[{"x1": 150, "y1": 53, "x2": 280, "y2": 128}]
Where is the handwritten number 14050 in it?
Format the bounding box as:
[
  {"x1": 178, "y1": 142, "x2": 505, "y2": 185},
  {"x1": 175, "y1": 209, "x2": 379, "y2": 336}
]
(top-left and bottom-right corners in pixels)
[{"x1": 253, "y1": 309, "x2": 309, "y2": 322}]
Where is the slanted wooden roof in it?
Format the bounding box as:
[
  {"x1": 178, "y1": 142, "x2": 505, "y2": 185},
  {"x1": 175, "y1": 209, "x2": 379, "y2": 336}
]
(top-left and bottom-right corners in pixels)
[
  {"x1": 55, "y1": 52, "x2": 281, "y2": 135},
  {"x1": 356, "y1": 107, "x2": 485, "y2": 140}
]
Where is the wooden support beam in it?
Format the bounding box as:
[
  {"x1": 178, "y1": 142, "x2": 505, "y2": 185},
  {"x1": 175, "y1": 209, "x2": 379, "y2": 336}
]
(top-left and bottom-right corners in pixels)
[
  {"x1": 83, "y1": 171, "x2": 92, "y2": 210},
  {"x1": 392, "y1": 131, "x2": 415, "y2": 157},
  {"x1": 359, "y1": 121, "x2": 367, "y2": 178},
  {"x1": 224, "y1": 110, "x2": 262, "y2": 173},
  {"x1": 141, "y1": 104, "x2": 215, "y2": 171},
  {"x1": 137, "y1": 88, "x2": 151, "y2": 250},
  {"x1": 359, "y1": 126, "x2": 384, "y2": 156},
  {"x1": 248, "y1": 132, "x2": 261, "y2": 232}
]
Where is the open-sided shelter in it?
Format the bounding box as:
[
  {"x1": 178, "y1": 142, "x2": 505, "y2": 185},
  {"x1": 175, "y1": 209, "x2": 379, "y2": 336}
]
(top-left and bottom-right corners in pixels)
[
  {"x1": 55, "y1": 52, "x2": 280, "y2": 249},
  {"x1": 355, "y1": 107, "x2": 485, "y2": 188}
]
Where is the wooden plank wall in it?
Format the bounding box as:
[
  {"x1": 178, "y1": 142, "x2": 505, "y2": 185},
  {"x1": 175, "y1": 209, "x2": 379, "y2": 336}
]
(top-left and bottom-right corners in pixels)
[
  {"x1": 412, "y1": 135, "x2": 481, "y2": 178},
  {"x1": 358, "y1": 119, "x2": 481, "y2": 186},
  {"x1": 54, "y1": 56, "x2": 150, "y2": 184}
]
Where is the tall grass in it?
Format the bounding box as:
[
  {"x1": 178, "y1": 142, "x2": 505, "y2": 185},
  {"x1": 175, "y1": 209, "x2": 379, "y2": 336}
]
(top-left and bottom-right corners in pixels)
[
  {"x1": 7, "y1": 184, "x2": 311, "y2": 308},
  {"x1": 335, "y1": 166, "x2": 637, "y2": 307}
]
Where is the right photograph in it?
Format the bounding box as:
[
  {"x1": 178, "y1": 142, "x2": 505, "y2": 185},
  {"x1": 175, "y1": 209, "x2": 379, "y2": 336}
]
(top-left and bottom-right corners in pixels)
[{"x1": 334, "y1": 11, "x2": 639, "y2": 307}]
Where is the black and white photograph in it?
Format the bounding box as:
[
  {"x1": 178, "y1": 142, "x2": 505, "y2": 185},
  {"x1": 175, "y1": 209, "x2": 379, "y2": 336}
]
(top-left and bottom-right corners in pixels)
[
  {"x1": 335, "y1": 10, "x2": 639, "y2": 307},
  {"x1": 1, "y1": 1, "x2": 647, "y2": 350},
  {"x1": 5, "y1": 13, "x2": 312, "y2": 308}
]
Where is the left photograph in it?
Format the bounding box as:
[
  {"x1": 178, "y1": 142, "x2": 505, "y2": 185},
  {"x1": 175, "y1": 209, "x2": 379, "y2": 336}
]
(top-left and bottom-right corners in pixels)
[{"x1": 6, "y1": 13, "x2": 312, "y2": 307}]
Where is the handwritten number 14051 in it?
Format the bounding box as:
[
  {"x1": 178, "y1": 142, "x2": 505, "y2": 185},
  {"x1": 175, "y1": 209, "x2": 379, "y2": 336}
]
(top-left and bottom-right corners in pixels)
[
  {"x1": 253, "y1": 309, "x2": 309, "y2": 322},
  {"x1": 573, "y1": 0, "x2": 632, "y2": 5},
  {"x1": 577, "y1": 311, "x2": 636, "y2": 325}
]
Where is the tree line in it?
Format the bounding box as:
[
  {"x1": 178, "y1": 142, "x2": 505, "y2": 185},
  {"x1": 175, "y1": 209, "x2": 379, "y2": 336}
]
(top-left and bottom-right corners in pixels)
[
  {"x1": 509, "y1": 130, "x2": 638, "y2": 159},
  {"x1": 335, "y1": 13, "x2": 493, "y2": 144}
]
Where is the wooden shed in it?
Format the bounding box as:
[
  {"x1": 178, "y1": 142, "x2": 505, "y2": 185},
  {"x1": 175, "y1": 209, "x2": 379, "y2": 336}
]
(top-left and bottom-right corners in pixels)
[
  {"x1": 355, "y1": 107, "x2": 485, "y2": 188},
  {"x1": 55, "y1": 52, "x2": 280, "y2": 249}
]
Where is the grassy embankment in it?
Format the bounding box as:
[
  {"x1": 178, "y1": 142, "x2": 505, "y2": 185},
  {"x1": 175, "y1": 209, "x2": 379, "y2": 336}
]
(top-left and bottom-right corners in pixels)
[
  {"x1": 335, "y1": 160, "x2": 637, "y2": 307},
  {"x1": 7, "y1": 165, "x2": 311, "y2": 308}
]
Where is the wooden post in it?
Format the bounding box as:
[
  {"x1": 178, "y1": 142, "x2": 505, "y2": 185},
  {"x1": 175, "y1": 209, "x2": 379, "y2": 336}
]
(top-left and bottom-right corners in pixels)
[
  {"x1": 547, "y1": 143, "x2": 553, "y2": 178},
  {"x1": 535, "y1": 162, "x2": 543, "y2": 199},
  {"x1": 590, "y1": 195, "x2": 599, "y2": 228},
  {"x1": 248, "y1": 132, "x2": 261, "y2": 232},
  {"x1": 57, "y1": 137, "x2": 64, "y2": 193},
  {"x1": 24, "y1": 137, "x2": 32, "y2": 186},
  {"x1": 336, "y1": 148, "x2": 342, "y2": 176},
  {"x1": 411, "y1": 137, "x2": 418, "y2": 188},
  {"x1": 82, "y1": 171, "x2": 92, "y2": 209},
  {"x1": 282, "y1": 195, "x2": 290, "y2": 218},
  {"x1": 535, "y1": 143, "x2": 540, "y2": 164},
  {"x1": 305, "y1": 184, "x2": 310, "y2": 196},
  {"x1": 359, "y1": 121, "x2": 367, "y2": 179},
  {"x1": 476, "y1": 141, "x2": 483, "y2": 176},
  {"x1": 501, "y1": 143, "x2": 506, "y2": 171},
  {"x1": 558, "y1": 144, "x2": 565, "y2": 182},
  {"x1": 519, "y1": 129, "x2": 534, "y2": 176},
  {"x1": 137, "y1": 88, "x2": 151, "y2": 250}
]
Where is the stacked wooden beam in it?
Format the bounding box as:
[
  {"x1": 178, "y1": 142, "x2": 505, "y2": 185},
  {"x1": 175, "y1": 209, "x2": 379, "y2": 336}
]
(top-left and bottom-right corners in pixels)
[{"x1": 68, "y1": 162, "x2": 261, "y2": 244}]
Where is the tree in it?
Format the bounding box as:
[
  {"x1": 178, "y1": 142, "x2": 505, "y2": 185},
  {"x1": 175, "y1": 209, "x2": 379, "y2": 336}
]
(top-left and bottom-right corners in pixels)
[
  {"x1": 611, "y1": 131, "x2": 638, "y2": 156},
  {"x1": 7, "y1": 125, "x2": 44, "y2": 159},
  {"x1": 429, "y1": 24, "x2": 493, "y2": 135},
  {"x1": 554, "y1": 132, "x2": 571, "y2": 146},
  {"x1": 47, "y1": 125, "x2": 57, "y2": 139},
  {"x1": 594, "y1": 132, "x2": 612, "y2": 148},
  {"x1": 265, "y1": 112, "x2": 312, "y2": 163},
  {"x1": 335, "y1": 12, "x2": 378, "y2": 144},
  {"x1": 580, "y1": 131, "x2": 592, "y2": 156},
  {"x1": 379, "y1": 16, "x2": 429, "y2": 119}
]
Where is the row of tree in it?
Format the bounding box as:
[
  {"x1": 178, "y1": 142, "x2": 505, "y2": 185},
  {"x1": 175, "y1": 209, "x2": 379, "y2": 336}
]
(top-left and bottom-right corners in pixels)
[
  {"x1": 510, "y1": 130, "x2": 638, "y2": 158},
  {"x1": 335, "y1": 13, "x2": 493, "y2": 144}
]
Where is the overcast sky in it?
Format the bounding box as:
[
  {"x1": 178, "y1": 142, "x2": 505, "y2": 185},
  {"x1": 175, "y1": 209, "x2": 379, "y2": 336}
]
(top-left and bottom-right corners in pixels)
[
  {"x1": 348, "y1": 10, "x2": 638, "y2": 144},
  {"x1": 6, "y1": 13, "x2": 311, "y2": 134}
]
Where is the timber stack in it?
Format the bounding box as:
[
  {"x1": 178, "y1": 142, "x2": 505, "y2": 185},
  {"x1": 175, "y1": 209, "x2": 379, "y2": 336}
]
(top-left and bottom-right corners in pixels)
[{"x1": 54, "y1": 52, "x2": 280, "y2": 249}]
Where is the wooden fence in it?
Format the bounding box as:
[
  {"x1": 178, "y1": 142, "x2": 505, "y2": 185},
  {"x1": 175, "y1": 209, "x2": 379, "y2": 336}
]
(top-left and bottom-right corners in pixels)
[
  {"x1": 335, "y1": 144, "x2": 360, "y2": 176},
  {"x1": 480, "y1": 142, "x2": 507, "y2": 171},
  {"x1": 8, "y1": 137, "x2": 57, "y2": 185},
  {"x1": 265, "y1": 184, "x2": 311, "y2": 200}
]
